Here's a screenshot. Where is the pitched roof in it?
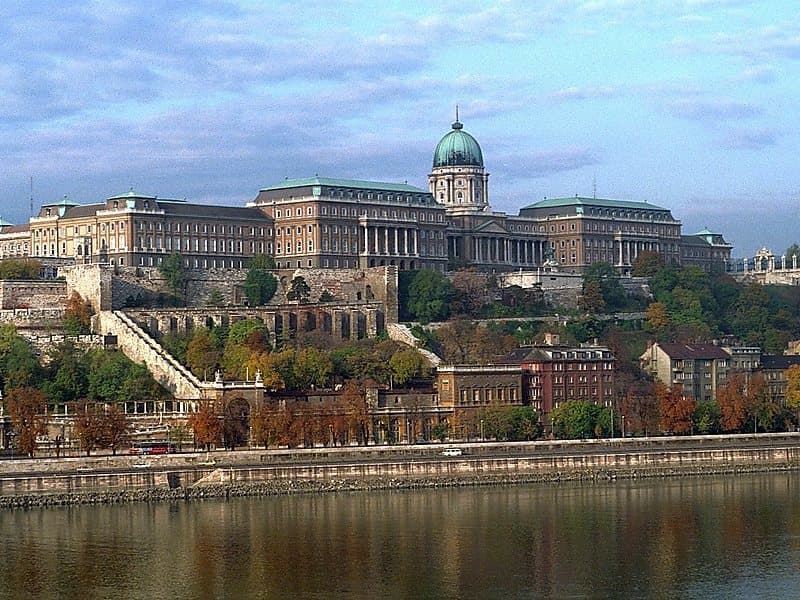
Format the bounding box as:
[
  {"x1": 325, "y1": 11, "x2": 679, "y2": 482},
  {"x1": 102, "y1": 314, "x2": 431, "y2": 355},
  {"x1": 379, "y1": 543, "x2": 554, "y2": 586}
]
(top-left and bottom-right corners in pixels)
[
  {"x1": 656, "y1": 343, "x2": 730, "y2": 360},
  {"x1": 760, "y1": 355, "x2": 800, "y2": 370},
  {"x1": 260, "y1": 176, "x2": 427, "y2": 194},
  {"x1": 521, "y1": 196, "x2": 668, "y2": 212}
]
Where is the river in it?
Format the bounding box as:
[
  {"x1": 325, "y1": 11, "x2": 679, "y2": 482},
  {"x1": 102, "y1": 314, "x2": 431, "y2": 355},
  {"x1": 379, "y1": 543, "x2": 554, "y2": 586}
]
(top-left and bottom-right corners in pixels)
[{"x1": 2, "y1": 472, "x2": 800, "y2": 598}]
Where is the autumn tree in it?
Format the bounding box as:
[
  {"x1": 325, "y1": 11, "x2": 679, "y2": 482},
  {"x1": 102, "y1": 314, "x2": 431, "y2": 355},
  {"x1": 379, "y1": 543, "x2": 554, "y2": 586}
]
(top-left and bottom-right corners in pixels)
[
  {"x1": 448, "y1": 269, "x2": 490, "y2": 317},
  {"x1": 6, "y1": 387, "x2": 47, "y2": 457},
  {"x1": 186, "y1": 328, "x2": 222, "y2": 379},
  {"x1": 717, "y1": 372, "x2": 748, "y2": 432},
  {"x1": 99, "y1": 405, "x2": 130, "y2": 455},
  {"x1": 341, "y1": 380, "x2": 369, "y2": 444},
  {"x1": 188, "y1": 401, "x2": 222, "y2": 450},
  {"x1": 785, "y1": 364, "x2": 800, "y2": 427},
  {"x1": 645, "y1": 302, "x2": 670, "y2": 337},
  {"x1": 72, "y1": 402, "x2": 103, "y2": 456},
  {"x1": 657, "y1": 383, "x2": 696, "y2": 434},
  {"x1": 63, "y1": 291, "x2": 94, "y2": 335},
  {"x1": 617, "y1": 380, "x2": 659, "y2": 436},
  {"x1": 631, "y1": 250, "x2": 664, "y2": 277}
]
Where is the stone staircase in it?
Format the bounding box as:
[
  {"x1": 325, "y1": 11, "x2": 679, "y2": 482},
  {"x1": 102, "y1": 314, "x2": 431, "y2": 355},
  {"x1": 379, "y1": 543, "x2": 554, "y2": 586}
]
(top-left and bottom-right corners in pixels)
[
  {"x1": 386, "y1": 322, "x2": 441, "y2": 367},
  {"x1": 93, "y1": 310, "x2": 206, "y2": 399}
]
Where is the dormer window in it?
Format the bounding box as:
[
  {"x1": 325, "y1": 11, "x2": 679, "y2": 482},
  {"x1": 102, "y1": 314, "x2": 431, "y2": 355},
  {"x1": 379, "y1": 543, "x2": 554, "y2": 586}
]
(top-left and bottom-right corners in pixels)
[
  {"x1": 113, "y1": 201, "x2": 119, "y2": 209},
  {"x1": 143, "y1": 201, "x2": 149, "y2": 209}
]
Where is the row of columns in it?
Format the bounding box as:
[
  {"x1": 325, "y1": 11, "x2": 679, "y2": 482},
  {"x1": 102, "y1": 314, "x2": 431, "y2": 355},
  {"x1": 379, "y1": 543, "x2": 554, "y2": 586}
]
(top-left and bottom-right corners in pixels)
[
  {"x1": 616, "y1": 239, "x2": 661, "y2": 266},
  {"x1": 450, "y1": 235, "x2": 549, "y2": 266},
  {"x1": 362, "y1": 225, "x2": 419, "y2": 256}
]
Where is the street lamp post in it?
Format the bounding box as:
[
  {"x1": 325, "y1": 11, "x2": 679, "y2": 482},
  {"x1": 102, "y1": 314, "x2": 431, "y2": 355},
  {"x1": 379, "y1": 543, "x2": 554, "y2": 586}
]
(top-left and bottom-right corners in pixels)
[
  {"x1": 622, "y1": 415, "x2": 626, "y2": 438},
  {"x1": 480, "y1": 419, "x2": 484, "y2": 441}
]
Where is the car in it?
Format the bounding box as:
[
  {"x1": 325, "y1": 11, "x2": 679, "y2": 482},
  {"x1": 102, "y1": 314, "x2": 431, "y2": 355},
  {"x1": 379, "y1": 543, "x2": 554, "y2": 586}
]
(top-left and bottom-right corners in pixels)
[{"x1": 441, "y1": 447, "x2": 463, "y2": 457}]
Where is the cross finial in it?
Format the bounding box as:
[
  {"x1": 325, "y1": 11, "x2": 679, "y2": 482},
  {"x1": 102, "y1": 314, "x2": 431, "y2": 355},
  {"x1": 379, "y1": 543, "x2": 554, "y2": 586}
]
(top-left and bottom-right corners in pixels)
[{"x1": 455, "y1": 104, "x2": 459, "y2": 122}]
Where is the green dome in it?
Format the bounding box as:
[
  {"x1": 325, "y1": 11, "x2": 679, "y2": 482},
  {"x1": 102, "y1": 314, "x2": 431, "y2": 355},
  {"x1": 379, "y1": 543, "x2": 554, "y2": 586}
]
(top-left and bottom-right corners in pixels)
[{"x1": 433, "y1": 120, "x2": 483, "y2": 168}]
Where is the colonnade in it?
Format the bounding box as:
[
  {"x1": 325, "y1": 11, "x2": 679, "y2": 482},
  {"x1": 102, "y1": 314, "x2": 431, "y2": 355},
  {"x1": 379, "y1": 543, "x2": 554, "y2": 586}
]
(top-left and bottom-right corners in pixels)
[
  {"x1": 449, "y1": 235, "x2": 549, "y2": 267},
  {"x1": 361, "y1": 225, "x2": 418, "y2": 256},
  {"x1": 615, "y1": 239, "x2": 661, "y2": 266}
]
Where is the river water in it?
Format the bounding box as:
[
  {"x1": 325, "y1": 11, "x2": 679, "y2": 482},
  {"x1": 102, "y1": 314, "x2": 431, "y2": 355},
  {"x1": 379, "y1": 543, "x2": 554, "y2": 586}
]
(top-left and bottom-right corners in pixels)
[{"x1": 2, "y1": 472, "x2": 800, "y2": 599}]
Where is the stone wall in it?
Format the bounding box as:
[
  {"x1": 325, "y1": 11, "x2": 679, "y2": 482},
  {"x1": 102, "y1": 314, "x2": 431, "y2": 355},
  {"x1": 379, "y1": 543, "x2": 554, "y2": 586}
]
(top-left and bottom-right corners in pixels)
[
  {"x1": 0, "y1": 308, "x2": 65, "y2": 329},
  {"x1": 63, "y1": 264, "x2": 112, "y2": 311},
  {"x1": 0, "y1": 280, "x2": 67, "y2": 309},
  {"x1": 21, "y1": 333, "x2": 105, "y2": 360}
]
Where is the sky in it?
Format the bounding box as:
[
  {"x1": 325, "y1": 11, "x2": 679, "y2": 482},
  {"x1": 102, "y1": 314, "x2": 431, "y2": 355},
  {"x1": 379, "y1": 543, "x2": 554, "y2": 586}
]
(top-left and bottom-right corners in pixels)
[{"x1": 1, "y1": 0, "x2": 799, "y2": 257}]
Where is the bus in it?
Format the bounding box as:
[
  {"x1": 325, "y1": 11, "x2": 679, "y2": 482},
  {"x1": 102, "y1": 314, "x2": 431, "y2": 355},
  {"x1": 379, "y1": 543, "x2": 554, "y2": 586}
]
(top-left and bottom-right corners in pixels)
[{"x1": 128, "y1": 441, "x2": 177, "y2": 455}]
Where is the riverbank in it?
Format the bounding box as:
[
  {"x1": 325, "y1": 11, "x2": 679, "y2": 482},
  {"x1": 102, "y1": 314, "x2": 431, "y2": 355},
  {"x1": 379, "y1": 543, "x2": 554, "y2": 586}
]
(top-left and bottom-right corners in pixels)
[{"x1": 0, "y1": 447, "x2": 800, "y2": 509}]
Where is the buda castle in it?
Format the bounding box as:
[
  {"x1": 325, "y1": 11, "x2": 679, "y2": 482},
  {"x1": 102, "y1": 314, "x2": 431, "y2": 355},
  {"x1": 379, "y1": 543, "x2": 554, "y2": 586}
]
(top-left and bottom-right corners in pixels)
[{"x1": 0, "y1": 119, "x2": 732, "y2": 274}]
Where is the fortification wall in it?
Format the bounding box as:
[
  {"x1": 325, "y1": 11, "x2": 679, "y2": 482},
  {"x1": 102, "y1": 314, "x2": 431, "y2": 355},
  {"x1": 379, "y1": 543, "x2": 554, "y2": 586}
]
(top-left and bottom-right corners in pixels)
[
  {"x1": 0, "y1": 280, "x2": 67, "y2": 309},
  {"x1": 0, "y1": 308, "x2": 65, "y2": 329},
  {"x1": 110, "y1": 267, "x2": 247, "y2": 309}
]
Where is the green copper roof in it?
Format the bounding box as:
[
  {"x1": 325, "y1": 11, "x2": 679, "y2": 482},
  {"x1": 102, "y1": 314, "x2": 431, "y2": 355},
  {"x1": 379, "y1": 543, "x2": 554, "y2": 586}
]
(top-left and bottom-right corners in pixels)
[
  {"x1": 261, "y1": 176, "x2": 427, "y2": 194},
  {"x1": 521, "y1": 196, "x2": 667, "y2": 211},
  {"x1": 107, "y1": 188, "x2": 157, "y2": 201},
  {"x1": 43, "y1": 195, "x2": 79, "y2": 208},
  {"x1": 433, "y1": 120, "x2": 484, "y2": 168},
  {"x1": 0, "y1": 217, "x2": 13, "y2": 227}
]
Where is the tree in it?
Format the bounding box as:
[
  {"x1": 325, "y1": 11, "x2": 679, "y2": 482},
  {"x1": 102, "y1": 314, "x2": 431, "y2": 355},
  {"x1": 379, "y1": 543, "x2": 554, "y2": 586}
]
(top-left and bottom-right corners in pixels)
[
  {"x1": 785, "y1": 364, "x2": 800, "y2": 427},
  {"x1": 244, "y1": 255, "x2": 278, "y2": 306},
  {"x1": 293, "y1": 347, "x2": 333, "y2": 389},
  {"x1": 6, "y1": 387, "x2": 47, "y2": 456},
  {"x1": 389, "y1": 348, "x2": 430, "y2": 387},
  {"x1": 579, "y1": 280, "x2": 605, "y2": 313},
  {"x1": 0, "y1": 258, "x2": 41, "y2": 280},
  {"x1": 631, "y1": 250, "x2": 664, "y2": 277},
  {"x1": 206, "y1": 288, "x2": 225, "y2": 307},
  {"x1": 645, "y1": 302, "x2": 670, "y2": 336},
  {"x1": 341, "y1": 380, "x2": 369, "y2": 444},
  {"x1": 287, "y1": 276, "x2": 311, "y2": 304},
  {"x1": 786, "y1": 242, "x2": 800, "y2": 265},
  {"x1": 99, "y1": 405, "x2": 130, "y2": 454},
  {"x1": 186, "y1": 328, "x2": 222, "y2": 379},
  {"x1": 693, "y1": 400, "x2": 721, "y2": 434},
  {"x1": 188, "y1": 401, "x2": 222, "y2": 450},
  {"x1": 72, "y1": 402, "x2": 103, "y2": 456},
  {"x1": 551, "y1": 400, "x2": 606, "y2": 439},
  {"x1": 407, "y1": 269, "x2": 454, "y2": 324},
  {"x1": 0, "y1": 325, "x2": 42, "y2": 389},
  {"x1": 63, "y1": 291, "x2": 94, "y2": 335},
  {"x1": 44, "y1": 341, "x2": 88, "y2": 404},
  {"x1": 582, "y1": 262, "x2": 626, "y2": 312},
  {"x1": 449, "y1": 269, "x2": 490, "y2": 317},
  {"x1": 717, "y1": 372, "x2": 748, "y2": 432},
  {"x1": 657, "y1": 384, "x2": 695, "y2": 434},
  {"x1": 159, "y1": 253, "x2": 186, "y2": 300}
]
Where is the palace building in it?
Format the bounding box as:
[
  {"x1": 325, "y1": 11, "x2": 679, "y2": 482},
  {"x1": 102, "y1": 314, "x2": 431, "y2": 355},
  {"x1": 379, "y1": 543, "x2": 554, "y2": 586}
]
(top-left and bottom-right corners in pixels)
[{"x1": 0, "y1": 117, "x2": 732, "y2": 273}]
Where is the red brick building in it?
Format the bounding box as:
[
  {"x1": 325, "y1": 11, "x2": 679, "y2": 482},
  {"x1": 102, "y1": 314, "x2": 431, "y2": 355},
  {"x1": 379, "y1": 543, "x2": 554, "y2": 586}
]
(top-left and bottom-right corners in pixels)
[{"x1": 502, "y1": 333, "x2": 616, "y2": 415}]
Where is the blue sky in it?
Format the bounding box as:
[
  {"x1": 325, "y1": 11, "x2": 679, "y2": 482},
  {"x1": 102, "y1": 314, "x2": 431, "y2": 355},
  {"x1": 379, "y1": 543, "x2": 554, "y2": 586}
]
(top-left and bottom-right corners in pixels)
[{"x1": 1, "y1": 0, "x2": 799, "y2": 256}]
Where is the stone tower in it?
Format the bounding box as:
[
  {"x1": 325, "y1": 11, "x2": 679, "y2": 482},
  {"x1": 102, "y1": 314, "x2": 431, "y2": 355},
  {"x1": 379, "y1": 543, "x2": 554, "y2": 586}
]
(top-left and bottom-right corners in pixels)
[{"x1": 428, "y1": 112, "x2": 489, "y2": 211}]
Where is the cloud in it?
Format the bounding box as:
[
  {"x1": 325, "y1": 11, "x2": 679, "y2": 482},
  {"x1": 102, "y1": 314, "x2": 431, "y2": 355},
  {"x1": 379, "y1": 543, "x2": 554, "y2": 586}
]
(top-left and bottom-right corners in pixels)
[
  {"x1": 723, "y1": 128, "x2": 780, "y2": 149},
  {"x1": 548, "y1": 85, "x2": 617, "y2": 102},
  {"x1": 496, "y1": 147, "x2": 599, "y2": 178},
  {"x1": 732, "y1": 65, "x2": 777, "y2": 84},
  {"x1": 667, "y1": 97, "x2": 761, "y2": 121}
]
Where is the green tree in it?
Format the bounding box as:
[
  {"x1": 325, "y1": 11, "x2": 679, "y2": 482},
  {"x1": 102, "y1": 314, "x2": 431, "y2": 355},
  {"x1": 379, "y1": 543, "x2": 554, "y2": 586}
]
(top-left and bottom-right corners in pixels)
[
  {"x1": 206, "y1": 288, "x2": 225, "y2": 307},
  {"x1": 0, "y1": 258, "x2": 41, "y2": 280},
  {"x1": 0, "y1": 325, "x2": 42, "y2": 389},
  {"x1": 294, "y1": 347, "x2": 333, "y2": 389},
  {"x1": 244, "y1": 255, "x2": 278, "y2": 306},
  {"x1": 44, "y1": 341, "x2": 88, "y2": 404},
  {"x1": 389, "y1": 348, "x2": 430, "y2": 387},
  {"x1": 287, "y1": 276, "x2": 311, "y2": 304},
  {"x1": 693, "y1": 400, "x2": 721, "y2": 434},
  {"x1": 407, "y1": 269, "x2": 454, "y2": 324},
  {"x1": 551, "y1": 400, "x2": 605, "y2": 439},
  {"x1": 159, "y1": 253, "x2": 186, "y2": 299},
  {"x1": 786, "y1": 242, "x2": 800, "y2": 264}
]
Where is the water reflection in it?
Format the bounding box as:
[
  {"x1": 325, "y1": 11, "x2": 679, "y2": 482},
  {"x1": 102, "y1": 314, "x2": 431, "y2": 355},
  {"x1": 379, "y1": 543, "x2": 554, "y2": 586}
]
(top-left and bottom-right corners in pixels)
[{"x1": 2, "y1": 473, "x2": 800, "y2": 598}]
